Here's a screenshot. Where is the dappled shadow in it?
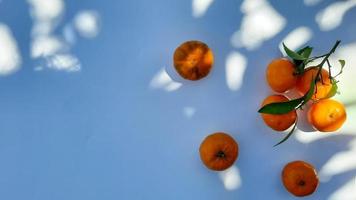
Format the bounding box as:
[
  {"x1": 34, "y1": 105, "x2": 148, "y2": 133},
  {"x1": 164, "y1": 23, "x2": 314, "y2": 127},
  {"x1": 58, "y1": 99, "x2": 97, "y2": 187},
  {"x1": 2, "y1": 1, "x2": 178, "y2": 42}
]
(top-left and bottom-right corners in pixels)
[
  {"x1": 147, "y1": 0, "x2": 356, "y2": 199},
  {"x1": 218, "y1": 165, "x2": 241, "y2": 191},
  {"x1": 28, "y1": 0, "x2": 101, "y2": 72},
  {"x1": 0, "y1": 0, "x2": 355, "y2": 199},
  {"x1": 316, "y1": 0, "x2": 356, "y2": 31},
  {"x1": 0, "y1": 24, "x2": 21, "y2": 75},
  {"x1": 0, "y1": 0, "x2": 101, "y2": 74}
]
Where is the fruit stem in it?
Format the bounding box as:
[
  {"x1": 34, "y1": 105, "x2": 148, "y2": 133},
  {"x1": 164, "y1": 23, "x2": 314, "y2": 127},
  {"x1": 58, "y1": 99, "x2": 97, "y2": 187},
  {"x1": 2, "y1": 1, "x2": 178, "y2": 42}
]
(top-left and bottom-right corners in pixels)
[
  {"x1": 309, "y1": 53, "x2": 328, "y2": 61},
  {"x1": 216, "y1": 151, "x2": 226, "y2": 158},
  {"x1": 298, "y1": 180, "x2": 306, "y2": 186},
  {"x1": 315, "y1": 40, "x2": 341, "y2": 83},
  {"x1": 326, "y1": 59, "x2": 332, "y2": 79}
]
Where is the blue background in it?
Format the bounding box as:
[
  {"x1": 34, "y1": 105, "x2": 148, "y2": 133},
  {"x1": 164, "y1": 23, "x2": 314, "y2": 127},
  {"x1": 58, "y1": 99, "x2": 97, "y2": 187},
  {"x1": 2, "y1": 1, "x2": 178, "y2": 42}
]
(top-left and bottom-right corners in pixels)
[{"x1": 0, "y1": 0, "x2": 355, "y2": 199}]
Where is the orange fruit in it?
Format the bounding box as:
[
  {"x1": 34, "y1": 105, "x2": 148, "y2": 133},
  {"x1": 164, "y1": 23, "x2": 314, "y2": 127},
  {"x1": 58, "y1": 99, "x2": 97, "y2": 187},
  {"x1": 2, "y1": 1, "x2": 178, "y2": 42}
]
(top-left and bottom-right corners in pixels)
[
  {"x1": 266, "y1": 58, "x2": 297, "y2": 93},
  {"x1": 199, "y1": 132, "x2": 238, "y2": 171},
  {"x1": 260, "y1": 95, "x2": 297, "y2": 131},
  {"x1": 308, "y1": 99, "x2": 346, "y2": 132},
  {"x1": 173, "y1": 40, "x2": 214, "y2": 80},
  {"x1": 282, "y1": 160, "x2": 319, "y2": 197},
  {"x1": 296, "y1": 67, "x2": 332, "y2": 100}
]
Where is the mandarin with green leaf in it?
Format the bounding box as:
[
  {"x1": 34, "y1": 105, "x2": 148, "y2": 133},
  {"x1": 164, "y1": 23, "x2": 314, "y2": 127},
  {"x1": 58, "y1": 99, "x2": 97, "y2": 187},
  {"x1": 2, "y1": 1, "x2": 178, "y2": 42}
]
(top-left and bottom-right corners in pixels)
[
  {"x1": 260, "y1": 95, "x2": 297, "y2": 131},
  {"x1": 296, "y1": 67, "x2": 333, "y2": 100},
  {"x1": 266, "y1": 58, "x2": 297, "y2": 93}
]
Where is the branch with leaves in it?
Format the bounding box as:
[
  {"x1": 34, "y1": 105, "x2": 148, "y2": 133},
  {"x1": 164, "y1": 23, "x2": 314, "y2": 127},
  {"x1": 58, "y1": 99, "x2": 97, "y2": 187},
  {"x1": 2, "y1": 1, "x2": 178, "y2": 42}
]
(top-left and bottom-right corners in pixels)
[{"x1": 259, "y1": 40, "x2": 345, "y2": 146}]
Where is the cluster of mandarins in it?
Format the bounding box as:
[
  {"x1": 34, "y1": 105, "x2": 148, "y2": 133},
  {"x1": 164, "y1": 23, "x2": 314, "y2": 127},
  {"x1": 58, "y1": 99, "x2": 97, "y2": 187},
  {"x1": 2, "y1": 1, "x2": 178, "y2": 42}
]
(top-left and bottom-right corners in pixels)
[
  {"x1": 173, "y1": 40, "x2": 346, "y2": 197},
  {"x1": 262, "y1": 57, "x2": 347, "y2": 133}
]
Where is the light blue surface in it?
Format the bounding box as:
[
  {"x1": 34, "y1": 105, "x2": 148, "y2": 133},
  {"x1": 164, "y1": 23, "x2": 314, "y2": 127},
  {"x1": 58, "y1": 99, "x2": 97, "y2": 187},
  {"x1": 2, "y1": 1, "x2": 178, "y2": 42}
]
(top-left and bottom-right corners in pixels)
[{"x1": 0, "y1": 0, "x2": 355, "y2": 199}]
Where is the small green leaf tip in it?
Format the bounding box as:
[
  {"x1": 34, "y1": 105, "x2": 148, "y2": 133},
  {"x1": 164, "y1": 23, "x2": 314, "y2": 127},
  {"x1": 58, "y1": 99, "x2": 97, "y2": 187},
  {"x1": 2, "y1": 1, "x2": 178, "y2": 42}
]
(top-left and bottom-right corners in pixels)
[{"x1": 283, "y1": 43, "x2": 307, "y2": 61}]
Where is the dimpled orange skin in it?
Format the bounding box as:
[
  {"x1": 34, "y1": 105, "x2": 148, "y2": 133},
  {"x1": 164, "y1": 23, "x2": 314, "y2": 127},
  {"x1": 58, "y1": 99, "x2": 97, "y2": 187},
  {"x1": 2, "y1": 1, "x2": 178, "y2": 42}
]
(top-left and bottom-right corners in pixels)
[
  {"x1": 199, "y1": 132, "x2": 238, "y2": 171},
  {"x1": 173, "y1": 41, "x2": 214, "y2": 81},
  {"x1": 308, "y1": 99, "x2": 347, "y2": 132},
  {"x1": 296, "y1": 67, "x2": 332, "y2": 100},
  {"x1": 266, "y1": 58, "x2": 297, "y2": 93},
  {"x1": 261, "y1": 95, "x2": 297, "y2": 131},
  {"x1": 282, "y1": 161, "x2": 319, "y2": 197}
]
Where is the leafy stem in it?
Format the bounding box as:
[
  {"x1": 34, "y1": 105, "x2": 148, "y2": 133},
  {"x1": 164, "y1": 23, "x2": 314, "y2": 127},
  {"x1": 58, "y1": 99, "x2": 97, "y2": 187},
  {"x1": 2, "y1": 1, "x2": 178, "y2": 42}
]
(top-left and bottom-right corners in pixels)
[
  {"x1": 274, "y1": 120, "x2": 298, "y2": 147},
  {"x1": 260, "y1": 40, "x2": 344, "y2": 146},
  {"x1": 314, "y1": 40, "x2": 341, "y2": 84}
]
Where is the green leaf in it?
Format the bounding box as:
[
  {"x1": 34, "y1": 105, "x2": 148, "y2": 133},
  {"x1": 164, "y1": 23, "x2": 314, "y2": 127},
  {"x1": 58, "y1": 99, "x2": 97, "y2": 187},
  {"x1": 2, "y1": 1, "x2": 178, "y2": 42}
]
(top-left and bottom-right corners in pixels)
[
  {"x1": 283, "y1": 43, "x2": 307, "y2": 60},
  {"x1": 326, "y1": 79, "x2": 338, "y2": 98},
  {"x1": 294, "y1": 47, "x2": 313, "y2": 74},
  {"x1": 258, "y1": 77, "x2": 316, "y2": 115},
  {"x1": 297, "y1": 46, "x2": 309, "y2": 54},
  {"x1": 301, "y1": 76, "x2": 316, "y2": 105},
  {"x1": 274, "y1": 120, "x2": 298, "y2": 147},
  {"x1": 295, "y1": 63, "x2": 305, "y2": 74},
  {"x1": 258, "y1": 98, "x2": 304, "y2": 114},
  {"x1": 300, "y1": 47, "x2": 313, "y2": 58},
  {"x1": 295, "y1": 46, "x2": 308, "y2": 64},
  {"x1": 333, "y1": 59, "x2": 346, "y2": 78}
]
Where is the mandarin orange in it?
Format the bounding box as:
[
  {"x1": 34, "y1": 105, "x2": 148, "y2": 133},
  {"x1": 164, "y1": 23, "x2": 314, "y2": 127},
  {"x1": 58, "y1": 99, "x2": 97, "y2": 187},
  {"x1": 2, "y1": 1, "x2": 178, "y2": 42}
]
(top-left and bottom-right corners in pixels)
[
  {"x1": 282, "y1": 160, "x2": 319, "y2": 197},
  {"x1": 266, "y1": 58, "x2": 297, "y2": 93},
  {"x1": 296, "y1": 67, "x2": 332, "y2": 100},
  {"x1": 199, "y1": 132, "x2": 238, "y2": 171},
  {"x1": 308, "y1": 99, "x2": 346, "y2": 132},
  {"x1": 173, "y1": 40, "x2": 214, "y2": 80},
  {"x1": 260, "y1": 95, "x2": 297, "y2": 131}
]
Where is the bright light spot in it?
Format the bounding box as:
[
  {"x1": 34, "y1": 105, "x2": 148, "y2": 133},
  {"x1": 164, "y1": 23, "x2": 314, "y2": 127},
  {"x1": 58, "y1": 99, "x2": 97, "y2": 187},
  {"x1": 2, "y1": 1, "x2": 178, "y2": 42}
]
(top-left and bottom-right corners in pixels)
[
  {"x1": 192, "y1": 0, "x2": 214, "y2": 18},
  {"x1": 32, "y1": 21, "x2": 53, "y2": 36},
  {"x1": 340, "y1": 106, "x2": 356, "y2": 133},
  {"x1": 218, "y1": 166, "x2": 241, "y2": 190},
  {"x1": 74, "y1": 11, "x2": 100, "y2": 38},
  {"x1": 150, "y1": 68, "x2": 182, "y2": 92},
  {"x1": 231, "y1": 0, "x2": 286, "y2": 50},
  {"x1": 31, "y1": 36, "x2": 65, "y2": 58},
  {"x1": 47, "y1": 54, "x2": 81, "y2": 72},
  {"x1": 225, "y1": 51, "x2": 247, "y2": 91},
  {"x1": 28, "y1": 0, "x2": 64, "y2": 22},
  {"x1": 329, "y1": 178, "x2": 356, "y2": 200},
  {"x1": 295, "y1": 130, "x2": 341, "y2": 144},
  {"x1": 165, "y1": 82, "x2": 182, "y2": 91},
  {"x1": 279, "y1": 26, "x2": 313, "y2": 55},
  {"x1": 329, "y1": 42, "x2": 356, "y2": 104},
  {"x1": 294, "y1": 130, "x2": 317, "y2": 144},
  {"x1": 183, "y1": 107, "x2": 196, "y2": 118},
  {"x1": 316, "y1": 0, "x2": 356, "y2": 31},
  {"x1": 0, "y1": 24, "x2": 21, "y2": 76},
  {"x1": 319, "y1": 139, "x2": 356, "y2": 181},
  {"x1": 304, "y1": 0, "x2": 322, "y2": 6},
  {"x1": 28, "y1": 0, "x2": 99, "y2": 72}
]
